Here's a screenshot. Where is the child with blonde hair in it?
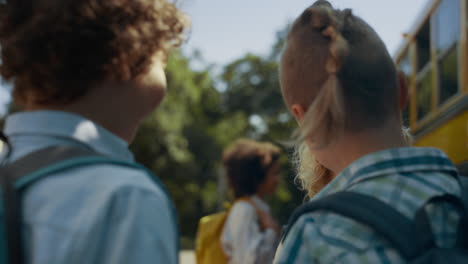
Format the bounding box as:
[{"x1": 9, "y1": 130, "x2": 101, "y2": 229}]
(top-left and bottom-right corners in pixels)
[{"x1": 275, "y1": 1, "x2": 466, "y2": 263}]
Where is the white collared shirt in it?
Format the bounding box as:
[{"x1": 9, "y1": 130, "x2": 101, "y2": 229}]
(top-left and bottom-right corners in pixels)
[{"x1": 221, "y1": 195, "x2": 279, "y2": 264}]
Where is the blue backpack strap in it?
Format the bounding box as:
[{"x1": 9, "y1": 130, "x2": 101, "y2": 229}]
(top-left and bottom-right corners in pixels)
[
  {"x1": 414, "y1": 194, "x2": 468, "y2": 251},
  {"x1": 459, "y1": 176, "x2": 468, "y2": 207},
  {"x1": 281, "y1": 191, "x2": 420, "y2": 260},
  {"x1": 1, "y1": 146, "x2": 100, "y2": 264},
  {"x1": 1, "y1": 146, "x2": 179, "y2": 264}
]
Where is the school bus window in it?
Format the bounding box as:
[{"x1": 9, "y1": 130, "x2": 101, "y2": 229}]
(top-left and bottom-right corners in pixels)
[
  {"x1": 398, "y1": 51, "x2": 411, "y2": 127},
  {"x1": 417, "y1": 69, "x2": 432, "y2": 121},
  {"x1": 416, "y1": 19, "x2": 432, "y2": 121},
  {"x1": 439, "y1": 47, "x2": 458, "y2": 105},
  {"x1": 416, "y1": 21, "x2": 430, "y2": 72},
  {"x1": 433, "y1": 0, "x2": 460, "y2": 53},
  {"x1": 432, "y1": 0, "x2": 460, "y2": 105}
]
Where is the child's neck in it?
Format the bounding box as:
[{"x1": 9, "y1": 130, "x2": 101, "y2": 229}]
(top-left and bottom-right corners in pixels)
[
  {"x1": 319, "y1": 120, "x2": 409, "y2": 175},
  {"x1": 28, "y1": 82, "x2": 146, "y2": 143}
]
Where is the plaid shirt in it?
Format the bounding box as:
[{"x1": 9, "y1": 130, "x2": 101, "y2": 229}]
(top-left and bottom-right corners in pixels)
[{"x1": 275, "y1": 147, "x2": 462, "y2": 264}]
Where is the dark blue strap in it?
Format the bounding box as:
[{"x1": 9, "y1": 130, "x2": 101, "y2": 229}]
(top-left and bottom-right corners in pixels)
[
  {"x1": 459, "y1": 176, "x2": 468, "y2": 207},
  {"x1": 1, "y1": 146, "x2": 100, "y2": 264},
  {"x1": 281, "y1": 191, "x2": 420, "y2": 260},
  {"x1": 8, "y1": 146, "x2": 100, "y2": 186},
  {"x1": 414, "y1": 194, "x2": 468, "y2": 250},
  {"x1": 0, "y1": 165, "x2": 21, "y2": 264}
]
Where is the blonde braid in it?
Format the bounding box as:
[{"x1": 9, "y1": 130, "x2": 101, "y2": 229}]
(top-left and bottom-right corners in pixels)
[
  {"x1": 292, "y1": 4, "x2": 351, "y2": 197},
  {"x1": 299, "y1": 6, "x2": 349, "y2": 149}
]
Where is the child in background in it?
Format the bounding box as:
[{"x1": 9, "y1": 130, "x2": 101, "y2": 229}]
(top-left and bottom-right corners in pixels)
[{"x1": 222, "y1": 139, "x2": 282, "y2": 264}]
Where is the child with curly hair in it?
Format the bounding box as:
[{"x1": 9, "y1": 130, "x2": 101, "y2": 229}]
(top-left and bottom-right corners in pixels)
[
  {"x1": 222, "y1": 139, "x2": 282, "y2": 264},
  {"x1": 0, "y1": 0, "x2": 187, "y2": 263}
]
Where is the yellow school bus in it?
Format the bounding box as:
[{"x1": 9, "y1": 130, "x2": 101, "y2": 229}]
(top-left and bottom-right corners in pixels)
[{"x1": 394, "y1": 0, "x2": 468, "y2": 175}]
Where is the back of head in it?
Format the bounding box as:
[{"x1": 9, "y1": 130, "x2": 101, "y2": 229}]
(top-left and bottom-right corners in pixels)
[
  {"x1": 0, "y1": 0, "x2": 186, "y2": 108},
  {"x1": 223, "y1": 139, "x2": 280, "y2": 198},
  {"x1": 280, "y1": 0, "x2": 400, "y2": 148}
]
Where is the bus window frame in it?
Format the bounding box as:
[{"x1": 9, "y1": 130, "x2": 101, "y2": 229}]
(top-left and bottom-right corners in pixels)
[
  {"x1": 461, "y1": 0, "x2": 468, "y2": 94},
  {"x1": 415, "y1": 59, "x2": 434, "y2": 123},
  {"x1": 412, "y1": 0, "x2": 467, "y2": 133},
  {"x1": 416, "y1": 20, "x2": 432, "y2": 74},
  {"x1": 436, "y1": 42, "x2": 461, "y2": 106},
  {"x1": 393, "y1": 0, "x2": 467, "y2": 135},
  {"x1": 431, "y1": 0, "x2": 462, "y2": 107},
  {"x1": 415, "y1": 16, "x2": 434, "y2": 124}
]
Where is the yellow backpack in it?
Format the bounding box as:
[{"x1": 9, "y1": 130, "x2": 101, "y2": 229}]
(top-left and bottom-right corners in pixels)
[{"x1": 195, "y1": 198, "x2": 256, "y2": 264}]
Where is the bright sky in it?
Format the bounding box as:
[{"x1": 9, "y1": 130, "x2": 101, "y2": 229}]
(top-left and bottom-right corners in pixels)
[{"x1": 180, "y1": 0, "x2": 431, "y2": 65}]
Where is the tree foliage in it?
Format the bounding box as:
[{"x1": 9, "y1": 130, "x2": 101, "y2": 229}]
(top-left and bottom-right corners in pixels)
[{"x1": 131, "y1": 26, "x2": 304, "y2": 248}]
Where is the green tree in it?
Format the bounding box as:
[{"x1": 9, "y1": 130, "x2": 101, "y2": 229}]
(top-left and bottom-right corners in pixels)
[
  {"x1": 131, "y1": 51, "x2": 251, "y2": 248},
  {"x1": 219, "y1": 26, "x2": 304, "y2": 225}
]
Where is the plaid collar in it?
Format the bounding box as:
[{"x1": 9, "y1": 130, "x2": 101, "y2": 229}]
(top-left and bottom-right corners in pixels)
[{"x1": 313, "y1": 147, "x2": 458, "y2": 200}]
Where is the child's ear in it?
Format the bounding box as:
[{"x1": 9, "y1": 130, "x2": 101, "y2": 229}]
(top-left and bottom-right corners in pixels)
[
  {"x1": 291, "y1": 104, "x2": 306, "y2": 125},
  {"x1": 398, "y1": 71, "x2": 408, "y2": 110}
]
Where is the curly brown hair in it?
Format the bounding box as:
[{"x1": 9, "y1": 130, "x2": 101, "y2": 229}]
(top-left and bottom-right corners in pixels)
[
  {"x1": 0, "y1": 0, "x2": 187, "y2": 107},
  {"x1": 223, "y1": 139, "x2": 281, "y2": 198}
]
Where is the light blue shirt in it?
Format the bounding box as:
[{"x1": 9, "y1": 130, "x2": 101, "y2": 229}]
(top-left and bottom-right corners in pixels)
[{"x1": 2, "y1": 111, "x2": 177, "y2": 264}]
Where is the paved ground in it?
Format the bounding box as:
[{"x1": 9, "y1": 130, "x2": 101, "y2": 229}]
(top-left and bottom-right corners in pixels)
[{"x1": 180, "y1": 250, "x2": 196, "y2": 264}]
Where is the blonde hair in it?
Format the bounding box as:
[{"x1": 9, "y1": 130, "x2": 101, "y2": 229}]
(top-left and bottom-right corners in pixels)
[
  {"x1": 282, "y1": 0, "x2": 406, "y2": 197},
  {"x1": 281, "y1": 0, "x2": 400, "y2": 149},
  {"x1": 299, "y1": 7, "x2": 350, "y2": 149},
  {"x1": 293, "y1": 142, "x2": 333, "y2": 198}
]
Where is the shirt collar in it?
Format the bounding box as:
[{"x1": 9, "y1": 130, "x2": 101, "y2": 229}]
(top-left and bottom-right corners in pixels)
[
  {"x1": 313, "y1": 147, "x2": 458, "y2": 200},
  {"x1": 4, "y1": 110, "x2": 134, "y2": 162},
  {"x1": 251, "y1": 195, "x2": 270, "y2": 212}
]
